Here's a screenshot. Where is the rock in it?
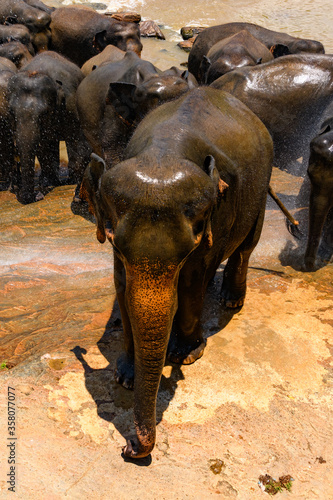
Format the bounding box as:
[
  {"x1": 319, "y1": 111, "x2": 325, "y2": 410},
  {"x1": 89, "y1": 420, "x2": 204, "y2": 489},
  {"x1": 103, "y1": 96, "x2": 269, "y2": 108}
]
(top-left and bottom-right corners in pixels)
[
  {"x1": 180, "y1": 26, "x2": 206, "y2": 40},
  {"x1": 178, "y1": 37, "x2": 197, "y2": 52},
  {"x1": 104, "y1": 12, "x2": 141, "y2": 23},
  {"x1": 139, "y1": 20, "x2": 165, "y2": 40}
]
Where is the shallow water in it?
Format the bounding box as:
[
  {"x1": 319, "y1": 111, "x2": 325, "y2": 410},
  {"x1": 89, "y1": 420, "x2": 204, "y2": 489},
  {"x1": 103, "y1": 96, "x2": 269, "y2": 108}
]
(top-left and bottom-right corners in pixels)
[{"x1": 48, "y1": 0, "x2": 333, "y2": 69}]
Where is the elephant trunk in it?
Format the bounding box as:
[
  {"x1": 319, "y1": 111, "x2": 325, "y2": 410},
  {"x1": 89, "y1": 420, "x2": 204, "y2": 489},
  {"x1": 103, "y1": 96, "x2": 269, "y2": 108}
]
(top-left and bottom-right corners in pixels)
[
  {"x1": 15, "y1": 119, "x2": 40, "y2": 204},
  {"x1": 123, "y1": 262, "x2": 179, "y2": 458}
]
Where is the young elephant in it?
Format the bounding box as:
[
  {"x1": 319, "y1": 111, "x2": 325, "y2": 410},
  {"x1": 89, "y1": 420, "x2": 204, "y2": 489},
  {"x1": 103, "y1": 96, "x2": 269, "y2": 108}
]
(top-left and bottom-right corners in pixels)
[
  {"x1": 81, "y1": 87, "x2": 273, "y2": 459},
  {"x1": 8, "y1": 51, "x2": 91, "y2": 204},
  {"x1": 199, "y1": 30, "x2": 274, "y2": 84},
  {"x1": 80, "y1": 45, "x2": 126, "y2": 76},
  {"x1": 76, "y1": 51, "x2": 192, "y2": 168},
  {"x1": 304, "y1": 128, "x2": 333, "y2": 270},
  {"x1": 188, "y1": 22, "x2": 325, "y2": 81},
  {"x1": 0, "y1": 42, "x2": 33, "y2": 69},
  {"x1": 50, "y1": 6, "x2": 142, "y2": 67}
]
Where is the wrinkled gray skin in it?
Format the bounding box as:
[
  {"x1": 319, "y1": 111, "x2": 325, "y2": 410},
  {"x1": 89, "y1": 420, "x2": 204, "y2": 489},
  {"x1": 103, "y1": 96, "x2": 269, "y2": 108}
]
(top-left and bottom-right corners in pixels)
[
  {"x1": 77, "y1": 51, "x2": 194, "y2": 168},
  {"x1": 304, "y1": 128, "x2": 333, "y2": 270},
  {"x1": 188, "y1": 22, "x2": 325, "y2": 82},
  {"x1": 81, "y1": 87, "x2": 273, "y2": 459},
  {"x1": 81, "y1": 45, "x2": 126, "y2": 76},
  {"x1": 211, "y1": 55, "x2": 333, "y2": 171},
  {"x1": 199, "y1": 30, "x2": 275, "y2": 84},
  {"x1": 0, "y1": 0, "x2": 51, "y2": 33},
  {"x1": 8, "y1": 51, "x2": 91, "y2": 204},
  {"x1": 50, "y1": 6, "x2": 142, "y2": 67},
  {"x1": 0, "y1": 41, "x2": 33, "y2": 69},
  {"x1": 0, "y1": 63, "x2": 17, "y2": 190}
]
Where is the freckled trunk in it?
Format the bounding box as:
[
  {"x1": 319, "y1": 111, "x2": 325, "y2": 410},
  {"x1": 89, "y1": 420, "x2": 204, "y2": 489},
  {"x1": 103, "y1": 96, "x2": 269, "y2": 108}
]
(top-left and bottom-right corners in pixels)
[{"x1": 123, "y1": 263, "x2": 179, "y2": 458}]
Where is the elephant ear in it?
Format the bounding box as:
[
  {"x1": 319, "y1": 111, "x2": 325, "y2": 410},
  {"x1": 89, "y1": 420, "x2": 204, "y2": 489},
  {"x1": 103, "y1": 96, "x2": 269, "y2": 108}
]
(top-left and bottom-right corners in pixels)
[
  {"x1": 270, "y1": 44, "x2": 291, "y2": 58},
  {"x1": 106, "y1": 81, "x2": 138, "y2": 125},
  {"x1": 93, "y1": 30, "x2": 107, "y2": 52},
  {"x1": 203, "y1": 155, "x2": 229, "y2": 197},
  {"x1": 200, "y1": 55, "x2": 211, "y2": 84},
  {"x1": 203, "y1": 155, "x2": 229, "y2": 247},
  {"x1": 55, "y1": 80, "x2": 66, "y2": 110},
  {"x1": 181, "y1": 69, "x2": 198, "y2": 88},
  {"x1": 80, "y1": 153, "x2": 107, "y2": 243}
]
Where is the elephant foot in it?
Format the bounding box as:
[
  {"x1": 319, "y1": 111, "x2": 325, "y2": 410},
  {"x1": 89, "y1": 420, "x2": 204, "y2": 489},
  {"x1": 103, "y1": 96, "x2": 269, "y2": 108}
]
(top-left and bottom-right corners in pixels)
[
  {"x1": 221, "y1": 288, "x2": 245, "y2": 308},
  {"x1": 115, "y1": 353, "x2": 134, "y2": 390},
  {"x1": 35, "y1": 191, "x2": 45, "y2": 202},
  {"x1": 167, "y1": 338, "x2": 206, "y2": 365},
  {"x1": 17, "y1": 190, "x2": 37, "y2": 204},
  {"x1": 122, "y1": 438, "x2": 153, "y2": 460},
  {"x1": 302, "y1": 259, "x2": 316, "y2": 272},
  {"x1": 72, "y1": 184, "x2": 83, "y2": 203}
]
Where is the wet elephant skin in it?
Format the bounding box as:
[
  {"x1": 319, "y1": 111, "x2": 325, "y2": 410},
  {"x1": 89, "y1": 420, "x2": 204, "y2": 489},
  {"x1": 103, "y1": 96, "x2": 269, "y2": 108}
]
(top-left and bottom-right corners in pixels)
[
  {"x1": 198, "y1": 29, "x2": 274, "y2": 84},
  {"x1": 8, "y1": 51, "x2": 91, "y2": 204},
  {"x1": 188, "y1": 21, "x2": 325, "y2": 81},
  {"x1": 82, "y1": 87, "x2": 273, "y2": 459},
  {"x1": 50, "y1": 6, "x2": 142, "y2": 67},
  {"x1": 77, "y1": 51, "x2": 192, "y2": 168},
  {"x1": 304, "y1": 128, "x2": 333, "y2": 270},
  {"x1": 211, "y1": 54, "x2": 333, "y2": 171}
]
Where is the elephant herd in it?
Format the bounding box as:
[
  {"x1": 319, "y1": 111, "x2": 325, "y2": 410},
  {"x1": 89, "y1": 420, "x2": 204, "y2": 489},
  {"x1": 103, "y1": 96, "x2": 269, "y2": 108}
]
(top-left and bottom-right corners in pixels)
[{"x1": 1, "y1": 0, "x2": 332, "y2": 459}]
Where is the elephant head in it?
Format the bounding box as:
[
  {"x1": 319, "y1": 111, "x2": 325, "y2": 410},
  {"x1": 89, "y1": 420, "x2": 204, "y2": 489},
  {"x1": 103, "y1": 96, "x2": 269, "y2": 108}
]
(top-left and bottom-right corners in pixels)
[{"x1": 81, "y1": 152, "x2": 227, "y2": 458}]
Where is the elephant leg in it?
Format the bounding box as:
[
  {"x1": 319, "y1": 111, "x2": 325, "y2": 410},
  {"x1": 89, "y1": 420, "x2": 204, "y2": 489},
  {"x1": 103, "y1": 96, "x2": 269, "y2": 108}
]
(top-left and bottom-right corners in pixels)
[
  {"x1": 221, "y1": 208, "x2": 266, "y2": 308},
  {"x1": 66, "y1": 127, "x2": 92, "y2": 185},
  {"x1": 304, "y1": 187, "x2": 331, "y2": 271},
  {"x1": 37, "y1": 138, "x2": 60, "y2": 188},
  {"x1": 168, "y1": 264, "x2": 207, "y2": 365},
  {"x1": 0, "y1": 127, "x2": 14, "y2": 191},
  {"x1": 66, "y1": 133, "x2": 92, "y2": 202},
  {"x1": 113, "y1": 253, "x2": 135, "y2": 390}
]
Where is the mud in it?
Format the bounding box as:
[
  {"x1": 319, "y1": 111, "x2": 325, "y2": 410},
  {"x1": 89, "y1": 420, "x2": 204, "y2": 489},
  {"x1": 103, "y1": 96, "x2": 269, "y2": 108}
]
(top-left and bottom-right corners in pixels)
[{"x1": 0, "y1": 162, "x2": 332, "y2": 498}]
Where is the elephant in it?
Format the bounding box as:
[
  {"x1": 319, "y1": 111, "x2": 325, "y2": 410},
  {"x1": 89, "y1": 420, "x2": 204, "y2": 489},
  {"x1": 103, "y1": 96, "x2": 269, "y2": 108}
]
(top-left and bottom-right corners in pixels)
[
  {"x1": 0, "y1": 57, "x2": 17, "y2": 72},
  {"x1": 81, "y1": 45, "x2": 126, "y2": 76},
  {"x1": 0, "y1": 0, "x2": 51, "y2": 33},
  {"x1": 304, "y1": 127, "x2": 333, "y2": 270},
  {"x1": 7, "y1": 50, "x2": 91, "y2": 204},
  {"x1": 198, "y1": 30, "x2": 275, "y2": 84},
  {"x1": 50, "y1": 6, "x2": 143, "y2": 67},
  {"x1": 0, "y1": 24, "x2": 34, "y2": 54},
  {"x1": 211, "y1": 54, "x2": 333, "y2": 171},
  {"x1": 0, "y1": 41, "x2": 33, "y2": 68},
  {"x1": 76, "y1": 51, "x2": 193, "y2": 168},
  {"x1": 188, "y1": 22, "x2": 325, "y2": 81},
  {"x1": 81, "y1": 87, "x2": 273, "y2": 458},
  {"x1": 0, "y1": 62, "x2": 17, "y2": 190}
]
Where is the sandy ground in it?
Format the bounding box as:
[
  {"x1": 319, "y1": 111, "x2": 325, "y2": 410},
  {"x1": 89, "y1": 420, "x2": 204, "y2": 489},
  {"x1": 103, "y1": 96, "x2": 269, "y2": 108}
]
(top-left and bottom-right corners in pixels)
[{"x1": 0, "y1": 166, "x2": 332, "y2": 499}]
